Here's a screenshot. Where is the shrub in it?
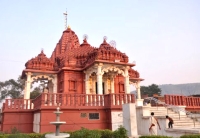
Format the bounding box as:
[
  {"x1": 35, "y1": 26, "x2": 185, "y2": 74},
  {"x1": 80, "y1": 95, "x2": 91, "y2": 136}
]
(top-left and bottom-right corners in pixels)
[
  {"x1": 28, "y1": 133, "x2": 45, "y2": 138},
  {"x1": 180, "y1": 134, "x2": 200, "y2": 138},
  {"x1": 139, "y1": 136, "x2": 172, "y2": 138},
  {"x1": 8, "y1": 133, "x2": 30, "y2": 138},
  {"x1": 0, "y1": 134, "x2": 10, "y2": 138},
  {"x1": 113, "y1": 125, "x2": 128, "y2": 138},
  {"x1": 10, "y1": 127, "x2": 20, "y2": 134},
  {"x1": 70, "y1": 127, "x2": 101, "y2": 138},
  {"x1": 100, "y1": 129, "x2": 113, "y2": 138}
]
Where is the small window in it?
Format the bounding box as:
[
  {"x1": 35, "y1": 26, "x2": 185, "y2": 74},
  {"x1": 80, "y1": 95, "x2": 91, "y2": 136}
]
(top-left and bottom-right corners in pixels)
[
  {"x1": 69, "y1": 79, "x2": 77, "y2": 91},
  {"x1": 89, "y1": 113, "x2": 99, "y2": 120},
  {"x1": 119, "y1": 82, "x2": 124, "y2": 93},
  {"x1": 80, "y1": 113, "x2": 87, "y2": 118}
]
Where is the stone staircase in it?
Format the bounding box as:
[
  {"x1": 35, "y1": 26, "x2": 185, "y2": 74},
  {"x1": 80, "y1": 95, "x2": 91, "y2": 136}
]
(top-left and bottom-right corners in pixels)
[{"x1": 150, "y1": 106, "x2": 200, "y2": 128}]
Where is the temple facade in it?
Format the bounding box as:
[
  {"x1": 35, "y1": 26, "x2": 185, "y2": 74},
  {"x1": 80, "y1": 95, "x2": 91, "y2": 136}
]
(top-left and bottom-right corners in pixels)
[
  {"x1": 22, "y1": 26, "x2": 143, "y2": 104},
  {"x1": 1, "y1": 26, "x2": 144, "y2": 133}
]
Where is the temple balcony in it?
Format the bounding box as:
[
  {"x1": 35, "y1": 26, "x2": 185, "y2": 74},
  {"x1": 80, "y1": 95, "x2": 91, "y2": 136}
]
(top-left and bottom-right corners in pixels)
[{"x1": 2, "y1": 93, "x2": 135, "y2": 111}]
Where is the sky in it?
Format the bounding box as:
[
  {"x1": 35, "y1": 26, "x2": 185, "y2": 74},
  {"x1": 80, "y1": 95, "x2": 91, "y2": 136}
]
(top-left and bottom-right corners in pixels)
[{"x1": 0, "y1": 0, "x2": 200, "y2": 86}]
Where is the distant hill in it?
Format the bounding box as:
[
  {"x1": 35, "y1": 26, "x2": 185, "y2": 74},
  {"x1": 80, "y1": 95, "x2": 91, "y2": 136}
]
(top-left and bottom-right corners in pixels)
[
  {"x1": 158, "y1": 83, "x2": 200, "y2": 96},
  {"x1": 130, "y1": 83, "x2": 200, "y2": 96}
]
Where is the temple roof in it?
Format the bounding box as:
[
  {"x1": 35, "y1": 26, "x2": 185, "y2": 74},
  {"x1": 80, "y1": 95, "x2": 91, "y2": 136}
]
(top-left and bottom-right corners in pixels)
[
  {"x1": 23, "y1": 27, "x2": 141, "y2": 80},
  {"x1": 25, "y1": 50, "x2": 54, "y2": 71}
]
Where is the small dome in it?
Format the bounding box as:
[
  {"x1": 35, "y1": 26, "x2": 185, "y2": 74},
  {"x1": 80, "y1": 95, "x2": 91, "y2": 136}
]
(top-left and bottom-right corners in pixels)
[
  {"x1": 25, "y1": 50, "x2": 55, "y2": 71},
  {"x1": 80, "y1": 38, "x2": 90, "y2": 47}
]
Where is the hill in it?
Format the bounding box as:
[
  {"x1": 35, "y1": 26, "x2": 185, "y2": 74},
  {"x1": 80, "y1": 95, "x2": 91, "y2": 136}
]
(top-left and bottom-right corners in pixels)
[{"x1": 158, "y1": 83, "x2": 200, "y2": 96}]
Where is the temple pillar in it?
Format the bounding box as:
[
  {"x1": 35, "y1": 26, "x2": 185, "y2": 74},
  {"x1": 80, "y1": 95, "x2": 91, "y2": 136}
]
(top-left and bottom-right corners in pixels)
[
  {"x1": 85, "y1": 73, "x2": 90, "y2": 94},
  {"x1": 92, "y1": 76, "x2": 96, "y2": 94},
  {"x1": 124, "y1": 66, "x2": 130, "y2": 94},
  {"x1": 23, "y1": 83, "x2": 27, "y2": 99},
  {"x1": 24, "y1": 72, "x2": 32, "y2": 99},
  {"x1": 104, "y1": 77, "x2": 108, "y2": 94},
  {"x1": 110, "y1": 75, "x2": 115, "y2": 93},
  {"x1": 52, "y1": 75, "x2": 57, "y2": 93},
  {"x1": 97, "y1": 63, "x2": 103, "y2": 94},
  {"x1": 48, "y1": 81, "x2": 53, "y2": 93},
  {"x1": 135, "y1": 81, "x2": 143, "y2": 106}
]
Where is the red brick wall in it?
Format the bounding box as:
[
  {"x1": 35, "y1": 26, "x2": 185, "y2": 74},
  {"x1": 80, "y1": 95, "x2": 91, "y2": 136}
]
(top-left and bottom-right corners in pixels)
[
  {"x1": 39, "y1": 108, "x2": 110, "y2": 133},
  {"x1": 1, "y1": 111, "x2": 33, "y2": 133}
]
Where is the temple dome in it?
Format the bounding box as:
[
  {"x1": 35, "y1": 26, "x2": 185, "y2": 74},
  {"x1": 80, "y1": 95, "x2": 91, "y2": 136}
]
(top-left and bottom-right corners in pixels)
[
  {"x1": 25, "y1": 50, "x2": 54, "y2": 71},
  {"x1": 60, "y1": 26, "x2": 80, "y2": 52}
]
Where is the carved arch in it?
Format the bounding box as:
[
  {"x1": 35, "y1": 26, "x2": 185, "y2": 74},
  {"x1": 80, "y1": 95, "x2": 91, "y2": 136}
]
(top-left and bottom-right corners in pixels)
[
  {"x1": 101, "y1": 66, "x2": 125, "y2": 76},
  {"x1": 31, "y1": 75, "x2": 54, "y2": 82},
  {"x1": 84, "y1": 68, "x2": 97, "y2": 77}
]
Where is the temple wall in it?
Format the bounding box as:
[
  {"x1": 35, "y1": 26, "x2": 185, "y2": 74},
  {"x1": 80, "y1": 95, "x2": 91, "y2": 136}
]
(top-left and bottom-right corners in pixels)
[
  {"x1": 114, "y1": 75, "x2": 125, "y2": 93},
  {"x1": 33, "y1": 112, "x2": 40, "y2": 133},
  {"x1": 136, "y1": 107, "x2": 150, "y2": 135},
  {"x1": 111, "y1": 111, "x2": 123, "y2": 131},
  {"x1": 58, "y1": 71, "x2": 85, "y2": 94},
  {"x1": 1, "y1": 111, "x2": 33, "y2": 133},
  {"x1": 39, "y1": 108, "x2": 110, "y2": 133}
]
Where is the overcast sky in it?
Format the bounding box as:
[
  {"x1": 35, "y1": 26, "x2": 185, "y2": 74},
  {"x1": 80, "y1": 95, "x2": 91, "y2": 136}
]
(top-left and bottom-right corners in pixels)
[{"x1": 0, "y1": 0, "x2": 199, "y2": 86}]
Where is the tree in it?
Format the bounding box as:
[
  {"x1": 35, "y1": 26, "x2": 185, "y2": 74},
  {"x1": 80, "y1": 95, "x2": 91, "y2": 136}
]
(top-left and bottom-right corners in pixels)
[
  {"x1": 0, "y1": 76, "x2": 25, "y2": 102},
  {"x1": 0, "y1": 76, "x2": 43, "y2": 101},
  {"x1": 30, "y1": 86, "x2": 43, "y2": 99},
  {"x1": 141, "y1": 84, "x2": 161, "y2": 97}
]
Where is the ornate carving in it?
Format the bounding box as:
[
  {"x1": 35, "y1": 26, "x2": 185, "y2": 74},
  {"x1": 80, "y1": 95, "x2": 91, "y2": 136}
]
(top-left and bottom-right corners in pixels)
[
  {"x1": 102, "y1": 66, "x2": 125, "y2": 76},
  {"x1": 24, "y1": 28, "x2": 140, "y2": 80},
  {"x1": 31, "y1": 74, "x2": 54, "y2": 82},
  {"x1": 128, "y1": 68, "x2": 140, "y2": 78},
  {"x1": 25, "y1": 50, "x2": 55, "y2": 71}
]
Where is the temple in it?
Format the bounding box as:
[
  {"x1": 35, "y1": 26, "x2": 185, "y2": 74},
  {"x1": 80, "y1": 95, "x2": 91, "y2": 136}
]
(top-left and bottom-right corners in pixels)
[
  {"x1": 1, "y1": 26, "x2": 143, "y2": 133},
  {"x1": 1, "y1": 26, "x2": 200, "y2": 137}
]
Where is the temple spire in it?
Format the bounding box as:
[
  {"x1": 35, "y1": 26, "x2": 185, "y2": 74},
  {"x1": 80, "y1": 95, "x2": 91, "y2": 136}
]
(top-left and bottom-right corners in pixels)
[{"x1": 63, "y1": 9, "x2": 67, "y2": 29}]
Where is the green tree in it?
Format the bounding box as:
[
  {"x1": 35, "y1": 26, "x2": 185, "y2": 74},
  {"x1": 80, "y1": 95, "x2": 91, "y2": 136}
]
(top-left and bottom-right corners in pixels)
[
  {"x1": 0, "y1": 76, "x2": 43, "y2": 101},
  {"x1": 141, "y1": 84, "x2": 161, "y2": 97},
  {"x1": 30, "y1": 86, "x2": 42, "y2": 99},
  {"x1": 0, "y1": 76, "x2": 25, "y2": 102}
]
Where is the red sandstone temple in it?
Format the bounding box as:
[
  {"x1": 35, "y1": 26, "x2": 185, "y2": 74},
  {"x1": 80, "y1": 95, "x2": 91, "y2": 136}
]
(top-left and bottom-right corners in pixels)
[
  {"x1": 1, "y1": 26, "x2": 144, "y2": 133},
  {"x1": 1, "y1": 26, "x2": 200, "y2": 135}
]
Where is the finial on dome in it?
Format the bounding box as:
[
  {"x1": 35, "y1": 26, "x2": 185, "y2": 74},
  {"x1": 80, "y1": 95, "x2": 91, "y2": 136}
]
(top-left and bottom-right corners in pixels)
[
  {"x1": 80, "y1": 34, "x2": 89, "y2": 46},
  {"x1": 41, "y1": 48, "x2": 44, "y2": 53},
  {"x1": 83, "y1": 34, "x2": 88, "y2": 41},
  {"x1": 67, "y1": 25, "x2": 71, "y2": 29},
  {"x1": 103, "y1": 36, "x2": 108, "y2": 43},
  {"x1": 63, "y1": 9, "x2": 68, "y2": 29}
]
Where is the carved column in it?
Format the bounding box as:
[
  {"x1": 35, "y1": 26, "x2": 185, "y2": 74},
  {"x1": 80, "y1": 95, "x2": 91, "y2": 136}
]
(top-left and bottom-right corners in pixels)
[
  {"x1": 104, "y1": 77, "x2": 108, "y2": 94},
  {"x1": 52, "y1": 75, "x2": 57, "y2": 93},
  {"x1": 24, "y1": 72, "x2": 32, "y2": 99},
  {"x1": 136, "y1": 81, "x2": 141, "y2": 99},
  {"x1": 85, "y1": 73, "x2": 90, "y2": 94},
  {"x1": 92, "y1": 76, "x2": 96, "y2": 94},
  {"x1": 124, "y1": 66, "x2": 130, "y2": 94},
  {"x1": 97, "y1": 63, "x2": 103, "y2": 94},
  {"x1": 48, "y1": 81, "x2": 53, "y2": 93},
  {"x1": 23, "y1": 82, "x2": 27, "y2": 99},
  {"x1": 110, "y1": 75, "x2": 115, "y2": 93},
  {"x1": 134, "y1": 81, "x2": 143, "y2": 106}
]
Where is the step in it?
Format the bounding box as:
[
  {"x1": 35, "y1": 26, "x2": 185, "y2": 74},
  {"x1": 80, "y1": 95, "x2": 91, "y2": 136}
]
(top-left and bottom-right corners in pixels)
[{"x1": 174, "y1": 122, "x2": 200, "y2": 126}]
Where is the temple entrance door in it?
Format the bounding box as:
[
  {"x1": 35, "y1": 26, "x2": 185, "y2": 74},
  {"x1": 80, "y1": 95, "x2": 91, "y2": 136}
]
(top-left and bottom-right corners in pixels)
[{"x1": 95, "y1": 82, "x2": 105, "y2": 94}]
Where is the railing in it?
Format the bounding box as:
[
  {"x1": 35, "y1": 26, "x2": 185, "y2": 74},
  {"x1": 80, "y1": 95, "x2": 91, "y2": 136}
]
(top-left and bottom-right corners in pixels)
[
  {"x1": 4, "y1": 99, "x2": 33, "y2": 111},
  {"x1": 2, "y1": 93, "x2": 135, "y2": 111},
  {"x1": 147, "y1": 95, "x2": 200, "y2": 128},
  {"x1": 36, "y1": 93, "x2": 135, "y2": 108},
  {"x1": 32, "y1": 94, "x2": 43, "y2": 109},
  {"x1": 164, "y1": 95, "x2": 200, "y2": 109}
]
